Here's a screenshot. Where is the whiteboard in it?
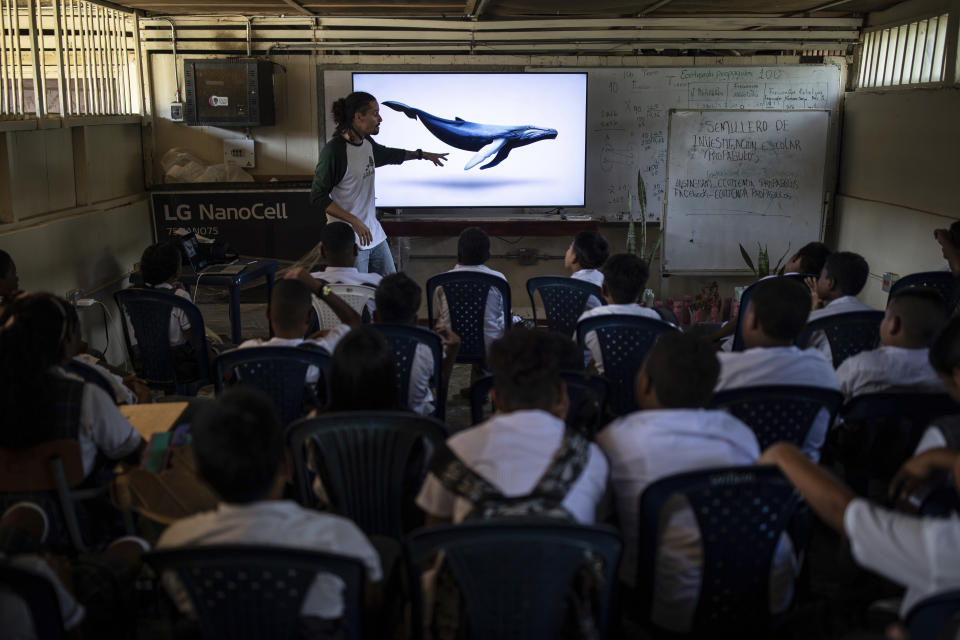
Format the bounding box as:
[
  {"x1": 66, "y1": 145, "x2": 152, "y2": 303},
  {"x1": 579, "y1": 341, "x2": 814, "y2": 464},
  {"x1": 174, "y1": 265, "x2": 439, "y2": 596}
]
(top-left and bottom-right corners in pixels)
[{"x1": 662, "y1": 109, "x2": 830, "y2": 274}]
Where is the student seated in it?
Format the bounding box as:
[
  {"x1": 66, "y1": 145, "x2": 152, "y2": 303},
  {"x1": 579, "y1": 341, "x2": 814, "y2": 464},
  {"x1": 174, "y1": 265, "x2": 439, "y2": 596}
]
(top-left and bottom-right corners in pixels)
[
  {"x1": 934, "y1": 220, "x2": 960, "y2": 276},
  {"x1": 140, "y1": 242, "x2": 195, "y2": 348},
  {"x1": 374, "y1": 273, "x2": 459, "y2": 416},
  {"x1": 0, "y1": 248, "x2": 21, "y2": 315},
  {"x1": 416, "y1": 328, "x2": 608, "y2": 525},
  {"x1": 804, "y1": 251, "x2": 874, "y2": 359},
  {"x1": 596, "y1": 332, "x2": 793, "y2": 633},
  {"x1": 326, "y1": 326, "x2": 400, "y2": 413},
  {"x1": 565, "y1": 230, "x2": 610, "y2": 311},
  {"x1": 837, "y1": 287, "x2": 948, "y2": 401},
  {"x1": 157, "y1": 387, "x2": 382, "y2": 628},
  {"x1": 575, "y1": 253, "x2": 661, "y2": 374},
  {"x1": 716, "y1": 277, "x2": 839, "y2": 461},
  {"x1": 311, "y1": 220, "x2": 383, "y2": 288}
]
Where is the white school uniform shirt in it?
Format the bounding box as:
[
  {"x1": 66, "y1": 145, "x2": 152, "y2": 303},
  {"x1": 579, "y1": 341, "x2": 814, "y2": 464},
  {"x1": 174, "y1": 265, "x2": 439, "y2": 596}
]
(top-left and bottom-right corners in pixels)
[
  {"x1": 434, "y1": 264, "x2": 507, "y2": 356},
  {"x1": 310, "y1": 266, "x2": 382, "y2": 288},
  {"x1": 844, "y1": 499, "x2": 960, "y2": 617},
  {"x1": 571, "y1": 268, "x2": 604, "y2": 311},
  {"x1": 806, "y1": 296, "x2": 876, "y2": 362},
  {"x1": 836, "y1": 346, "x2": 944, "y2": 402},
  {"x1": 236, "y1": 327, "x2": 349, "y2": 387},
  {"x1": 716, "y1": 346, "x2": 840, "y2": 462},
  {"x1": 151, "y1": 282, "x2": 193, "y2": 346},
  {"x1": 408, "y1": 343, "x2": 437, "y2": 416},
  {"x1": 70, "y1": 354, "x2": 137, "y2": 404},
  {"x1": 157, "y1": 500, "x2": 382, "y2": 620},
  {"x1": 416, "y1": 409, "x2": 609, "y2": 524},
  {"x1": 575, "y1": 304, "x2": 662, "y2": 374}
]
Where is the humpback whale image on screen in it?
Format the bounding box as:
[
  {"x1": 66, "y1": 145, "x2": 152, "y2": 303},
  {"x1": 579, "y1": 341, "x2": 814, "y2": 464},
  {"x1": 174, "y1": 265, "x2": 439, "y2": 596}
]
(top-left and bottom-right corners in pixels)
[{"x1": 352, "y1": 73, "x2": 586, "y2": 208}]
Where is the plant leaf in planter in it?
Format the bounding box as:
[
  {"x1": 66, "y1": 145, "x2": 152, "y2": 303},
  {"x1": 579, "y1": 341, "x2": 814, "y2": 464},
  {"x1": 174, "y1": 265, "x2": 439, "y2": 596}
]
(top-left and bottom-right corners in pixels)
[{"x1": 739, "y1": 243, "x2": 756, "y2": 275}]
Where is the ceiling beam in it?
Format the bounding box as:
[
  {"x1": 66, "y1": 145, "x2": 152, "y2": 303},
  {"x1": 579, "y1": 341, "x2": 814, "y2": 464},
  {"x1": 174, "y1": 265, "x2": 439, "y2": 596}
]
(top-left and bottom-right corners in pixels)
[
  {"x1": 638, "y1": 0, "x2": 676, "y2": 16},
  {"x1": 278, "y1": 0, "x2": 317, "y2": 17}
]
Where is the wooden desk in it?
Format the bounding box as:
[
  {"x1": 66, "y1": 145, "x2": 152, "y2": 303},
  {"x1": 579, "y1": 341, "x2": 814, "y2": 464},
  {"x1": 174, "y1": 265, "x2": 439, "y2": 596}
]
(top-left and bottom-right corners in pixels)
[{"x1": 119, "y1": 402, "x2": 190, "y2": 440}]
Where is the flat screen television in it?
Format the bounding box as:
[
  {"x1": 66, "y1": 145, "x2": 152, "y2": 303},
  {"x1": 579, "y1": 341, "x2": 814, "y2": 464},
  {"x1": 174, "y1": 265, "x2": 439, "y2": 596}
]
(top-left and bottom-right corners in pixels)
[{"x1": 351, "y1": 72, "x2": 587, "y2": 208}]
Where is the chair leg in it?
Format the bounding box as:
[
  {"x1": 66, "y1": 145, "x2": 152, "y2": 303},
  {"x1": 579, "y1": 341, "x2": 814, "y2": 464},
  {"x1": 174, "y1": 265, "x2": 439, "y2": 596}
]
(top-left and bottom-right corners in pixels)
[{"x1": 50, "y1": 457, "x2": 88, "y2": 553}]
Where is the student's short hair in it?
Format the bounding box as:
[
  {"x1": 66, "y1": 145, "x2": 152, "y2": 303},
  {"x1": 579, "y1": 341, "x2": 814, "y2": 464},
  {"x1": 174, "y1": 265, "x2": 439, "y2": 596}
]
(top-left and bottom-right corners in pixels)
[
  {"x1": 375, "y1": 272, "x2": 421, "y2": 324},
  {"x1": 823, "y1": 251, "x2": 869, "y2": 296},
  {"x1": 328, "y1": 327, "x2": 398, "y2": 411},
  {"x1": 888, "y1": 287, "x2": 948, "y2": 348},
  {"x1": 269, "y1": 279, "x2": 314, "y2": 333},
  {"x1": 457, "y1": 227, "x2": 490, "y2": 265},
  {"x1": 792, "y1": 242, "x2": 831, "y2": 276},
  {"x1": 571, "y1": 231, "x2": 610, "y2": 270},
  {"x1": 600, "y1": 254, "x2": 649, "y2": 304},
  {"x1": 0, "y1": 250, "x2": 13, "y2": 278},
  {"x1": 488, "y1": 328, "x2": 565, "y2": 411},
  {"x1": 930, "y1": 316, "x2": 960, "y2": 376},
  {"x1": 747, "y1": 277, "x2": 811, "y2": 341},
  {"x1": 192, "y1": 387, "x2": 284, "y2": 503},
  {"x1": 643, "y1": 332, "x2": 719, "y2": 408},
  {"x1": 950, "y1": 220, "x2": 960, "y2": 248},
  {"x1": 320, "y1": 221, "x2": 357, "y2": 256},
  {"x1": 140, "y1": 242, "x2": 182, "y2": 286}
]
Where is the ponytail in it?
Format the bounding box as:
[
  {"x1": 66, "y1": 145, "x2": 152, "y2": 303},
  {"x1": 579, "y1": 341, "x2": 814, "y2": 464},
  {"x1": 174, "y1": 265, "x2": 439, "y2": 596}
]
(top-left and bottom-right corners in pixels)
[{"x1": 331, "y1": 92, "x2": 376, "y2": 135}]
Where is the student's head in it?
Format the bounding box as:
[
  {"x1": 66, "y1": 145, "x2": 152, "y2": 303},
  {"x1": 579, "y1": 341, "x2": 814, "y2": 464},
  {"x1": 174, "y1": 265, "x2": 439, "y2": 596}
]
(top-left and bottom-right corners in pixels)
[
  {"x1": 0, "y1": 250, "x2": 18, "y2": 298},
  {"x1": 488, "y1": 328, "x2": 568, "y2": 417},
  {"x1": 600, "y1": 254, "x2": 649, "y2": 304},
  {"x1": 785, "y1": 242, "x2": 831, "y2": 276},
  {"x1": 457, "y1": 227, "x2": 490, "y2": 266},
  {"x1": 140, "y1": 242, "x2": 182, "y2": 286},
  {"x1": 565, "y1": 231, "x2": 610, "y2": 272},
  {"x1": 636, "y1": 332, "x2": 719, "y2": 410},
  {"x1": 328, "y1": 327, "x2": 398, "y2": 412},
  {"x1": 192, "y1": 387, "x2": 286, "y2": 503},
  {"x1": 882, "y1": 287, "x2": 948, "y2": 349},
  {"x1": 267, "y1": 279, "x2": 314, "y2": 338},
  {"x1": 320, "y1": 221, "x2": 358, "y2": 268},
  {"x1": 331, "y1": 91, "x2": 379, "y2": 136},
  {"x1": 930, "y1": 316, "x2": 960, "y2": 402},
  {"x1": 742, "y1": 277, "x2": 811, "y2": 347},
  {"x1": 817, "y1": 251, "x2": 869, "y2": 300},
  {"x1": 375, "y1": 273, "x2": 421, "y2": 324}
]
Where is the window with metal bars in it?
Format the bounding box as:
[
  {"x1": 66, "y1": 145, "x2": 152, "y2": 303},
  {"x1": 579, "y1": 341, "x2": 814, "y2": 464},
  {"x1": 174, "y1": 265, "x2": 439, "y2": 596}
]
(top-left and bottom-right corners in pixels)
[{"x1": 857, "y1": 13, "x2": 951, "y2": 88}]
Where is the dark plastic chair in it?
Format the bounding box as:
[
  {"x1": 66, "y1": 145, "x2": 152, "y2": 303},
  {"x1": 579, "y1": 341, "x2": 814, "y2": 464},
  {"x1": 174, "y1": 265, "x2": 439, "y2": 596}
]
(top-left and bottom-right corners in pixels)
[
  {"x1": 144, "y1": 544, "x2": 365, "y2": 640},
  {"x1": 405, "y1": 519, "x2": 622, "y2": 640},
  {"x1": 114, "y1": 288, "x2": 211, "y2": 395},
  {"x1": 732, "y1": 274, "x2": 811, "y2": 352},
  {"x1": 797, "y1": 310, "x2": 885, "y2": 368},
  {"x1": 636, "y1": 466, "x2": 800, "y2": 637},
  {"x1": 576, "y1": 314, "x2": 678, "y2": 416},
  {"x1": 285, "y1": 411, "x2": 447, "y2": 539},
  {"x1": 426, "y1": 271, "x2": 512, "y2": 367},
  {"x1": 0, "y1": 563, "x2": 65, "y2": 639},
  {"x1": 709, "y1": 385, "x2": 844, "y2": 453},
  {"x1": 213, "y1": 345, "x2": 331, "y2": 426},
  {"x1": 526, "y1": 276, "x2": 604, "y2": 335},
  {"x1": 371, "y1": 323, "x2": 446, "y2": 420},
  {"x1": 65, "y1": 359, "x2": 117, "y2": 402},
  {"x1": 890, "y1": 271, "x2": 960, "y2": 310},
  {"x1": 905, "y1": 589, "x2": 960, "y2": 640}
]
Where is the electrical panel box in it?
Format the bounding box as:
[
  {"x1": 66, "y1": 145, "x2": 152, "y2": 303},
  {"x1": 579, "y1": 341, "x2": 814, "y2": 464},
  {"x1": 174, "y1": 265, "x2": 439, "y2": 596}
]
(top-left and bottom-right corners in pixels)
[
  {"x1": 183, "y1": 59, "x2": 275, "y2": 127},
  {"x1": 224, "y1": 138, "x2": 255, "y2": 168},
  {"x1": 169, "y1": 101, "x2": 184, "y2": 122}
]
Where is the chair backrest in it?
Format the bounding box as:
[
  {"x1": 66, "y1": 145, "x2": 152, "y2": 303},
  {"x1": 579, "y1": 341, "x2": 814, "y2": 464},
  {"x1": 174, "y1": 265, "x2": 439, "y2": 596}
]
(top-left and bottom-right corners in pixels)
[
  {"x1": 797, "y1": 310, "x2": 885, "y2": 367},
  {"x1": 0, "y1": 563, "x2": 65, "y2": 640},
  {"x1": 64, "y1": 360, "x2": 116, "y2": 401},
  {"x1": 637, "y1": 466, "x2": 799, "y2": 636},
  {"x1": 114, "y1": 288, "x2": 210, "y2": 394},
  {"x1": 890, "y1": 271, "x2": 960, "y2": 310},
  {"x1": 405, "y1": 519, "x2": 622, "y2": 640},
  {"x1": 575, "y1": 314, "x2": 678, "y2": 416},
  {"x1": 371, "y1": 324, "x2": 445, "y2": 420},
  {"x1": 285, "y1": 411, "x2": 447, "y2": 538},
  {"x1": 213, "y1": 346, "x2": 331, "y2": 425},
  {"x1": 732, "y1": 274, "x2": 811, "y2": 352},
  {"x1": 710, "y1": 385, "x2": 843, "y2": 452},
  {"x1": 312, "y1": 284, "x2": 375, "y2": 331},
  {"x1": 144, "y1": 544, "x2": 365, "y2": 640},
  {"x1": 426, "y1": 271, "x2": 512, "y2": 366},
  {"x1": 526, "y1": 276, "x2": 603, "y2": 335},
  {"x1": 905, "y1": 589, "x2": 960, "y2": 640}
]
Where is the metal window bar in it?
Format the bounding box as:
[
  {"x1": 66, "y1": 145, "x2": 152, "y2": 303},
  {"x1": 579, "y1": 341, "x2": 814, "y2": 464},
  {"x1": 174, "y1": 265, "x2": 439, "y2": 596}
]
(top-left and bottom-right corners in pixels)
[
  {"x1": 890, "y1": 25, "x2": 905, "y2": 86},
  {"x1": 12, "y1": 1, "x2": 24, "y2": 114},
  {"x1": 901, "y1": 22, "x2": 917, "y2": 85},
  {"x1": 0, "y1": 0, "x2": 8, "y2": 114},
  {"x1": 858, "y1": 13, "x2": 950, "y2": 88},
  {"x1": 930, "y1": 13, "x2": 947, "y2": 82},
  {"x1": 920, "y1": 16, "x2": 937, "y2": 83}
]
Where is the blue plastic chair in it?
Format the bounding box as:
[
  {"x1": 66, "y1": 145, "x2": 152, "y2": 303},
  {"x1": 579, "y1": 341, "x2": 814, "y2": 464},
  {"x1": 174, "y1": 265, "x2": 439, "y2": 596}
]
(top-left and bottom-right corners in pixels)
[
  {"x1": 905, "y1": 589, "x2": 960, "y2": 640},
  {"x1": 890, "y1": 270, "x2": 960, "y2": 310},
  {"x1": 426, "y1": 271, "x2": 512, "y2": 366},
  {"x1": 65, "y1": 359, "x2": 117, "y2": 402},
  {"x1": 709, "y1": 385, "x2": 843, "y2": 453},
  {"x1": 213, "y1": 345, "x2": 331, "y2": 426},
  {"x1": 285, "y1": 411, "x2": 447, "y2": 539},
  {"x1": 576, "y1": 314, "x2": 678, "y2": 416},
  {"x1": 371, "y1": 323, "x2": 446, "y2": 420},
  {"x1": 732, "y1": 274, "x2": 811, "y2": 352},
  {"x1": 526, "y1": 276, "x2": 604, "y2": 335},
  {"x1": 797, "y1": 310, "x2": 885, "y2": 368},
  {"x1": 405, "y1": 519, "x2": 622, "y2": 640},
  {"x1": 144, "y1": 544, "x2": 365, "y2": 640},
  {"x1": 0, "y1": 563, "x2": 65, "y2": 640},
  {"x1": 114, "y1": 288, "x2": 211, "y2": 395},
  {"x1": 636, "y1": 466, "x2": 800, "y2": 636}
]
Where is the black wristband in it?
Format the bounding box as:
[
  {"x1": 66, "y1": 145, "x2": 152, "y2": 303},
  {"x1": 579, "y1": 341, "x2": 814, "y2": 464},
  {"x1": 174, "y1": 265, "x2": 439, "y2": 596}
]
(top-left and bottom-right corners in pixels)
[{"x1": 417, "y1": 148, "x2": 423, "y2": 160}]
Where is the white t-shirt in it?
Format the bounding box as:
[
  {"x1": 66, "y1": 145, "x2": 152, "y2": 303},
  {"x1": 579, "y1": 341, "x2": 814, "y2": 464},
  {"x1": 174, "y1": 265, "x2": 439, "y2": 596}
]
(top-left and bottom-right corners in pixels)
[
  {"x1": 311, "y1": 266, "x2": 382, "y2": 288},
  {"x1": 326, "y1": 139, "x2": 385, "y2": 251},
  {"x1": 806, "y1": 296, "x2": 876, "y2": 362},
  {"x1": 157, "y1": 500, "x2": 382, "y2": 620},
  {"x1": 434, "y1": 264, "x2": 508, "y2": 356},
  {"x1": 571, "y1": 268, "x2": 604, "y2": 311},
  {"x1": 575, "y1": 304, "x2": 662, "y2": 374},
  {"x1": 236, "y1": 329, "x2": 348, "y2": 387},
  {"x1": 153, "y1": 282, "x2": 193, "y2": 346},
  {"x1": 836, "y1": 346, "x2": 944, "y2": 401},
  {"x1": 416, "y1": 409, "x2": 609, "y2": 524}
]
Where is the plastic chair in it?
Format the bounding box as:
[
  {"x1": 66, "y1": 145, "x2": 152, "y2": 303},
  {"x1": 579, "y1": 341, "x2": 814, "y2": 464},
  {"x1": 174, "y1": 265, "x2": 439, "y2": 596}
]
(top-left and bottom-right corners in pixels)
[
  {"x1": 426, "y1": 271, "x2": 512, "y2": 366},
  {"x1": 890, "y1": 271, "x2": 960, "y2": 310},
  {"x1": 405, "y1": 519, "x2": 622, "y2": 640},
  {"x1": 526, "y1": 276, "x2": 604, "y2": 335},
  {"x1": 636, "y1": 466, "x2": 800, "y2": 636},
  {"x1": 0, "y1": 563, "x2": 65, "y2": 639},
  {"x1": 285, "y1": 411, "x2": 447, "y2": 539},
  {"x1": 114, "y1": 288, "x2": 211, "y2": 395},
  {"x1": 312, "y1": 284, "x2": 375, "y2": 331},
  {"x1": 371, "y1": 323, "x2": 446, "y2": 420},
  {"x1": 575, "y1": 314, "x2": 678, "y2": 416},
  {"x1": 144, "y1": 544, "x2": 365, "y2": 640},
  {"x1": 732, "y1": 274, "x2": 811, "y2": 352},
  {"x1": 213, "y1": 345, "x2": 331, "y2": 426},
  {"x1": 905, "y1": 589, "x2": 960, "y2": 640},
  {"x1": 65, "y1": 359, "x2": 117, "y2": 401},
  {"x1": 709, "y1": 385, "x2": 843, "y2": 453},
  {"x1": 797, "y1": 310, "x2": 885, "y2": 368}
]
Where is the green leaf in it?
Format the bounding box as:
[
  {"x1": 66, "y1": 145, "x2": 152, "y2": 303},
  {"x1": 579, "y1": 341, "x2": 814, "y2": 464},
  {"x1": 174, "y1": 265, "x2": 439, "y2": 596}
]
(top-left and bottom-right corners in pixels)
[
  {"x1": 772, "y1": 244, "x2": 791, "y2": 272},
  {"x1": 739, "y1": 243, "x2": 756, "y2": 274}
]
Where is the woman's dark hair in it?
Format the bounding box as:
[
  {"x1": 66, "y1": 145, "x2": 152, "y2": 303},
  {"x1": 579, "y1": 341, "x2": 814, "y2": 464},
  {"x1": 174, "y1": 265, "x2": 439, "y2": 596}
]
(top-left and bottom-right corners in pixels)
[
  {"x1": 0, "y1": 249, "x2": 13, "y2": 278},
  {"x1": 327, "y1": 326, "x2": 398, "y2": 412},
  {"x1": 331, "y1": 92, "x2": 376, "y2": 135},
  {"x1": 930, "y1": 315, "x2": 960, "y2": 376},
  {"x1": 571, "y1": 231, "x2": 610, "y2": 270}
]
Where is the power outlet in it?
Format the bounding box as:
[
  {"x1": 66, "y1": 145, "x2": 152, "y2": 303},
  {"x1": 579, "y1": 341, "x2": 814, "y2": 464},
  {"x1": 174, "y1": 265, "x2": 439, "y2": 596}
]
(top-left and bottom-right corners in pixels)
[
  {"x1": 66, "y1": 288, "x2": 83, "y2": 305},
  {"x1": 518, "y1": 248, "x2": 538, "y2": 266}
]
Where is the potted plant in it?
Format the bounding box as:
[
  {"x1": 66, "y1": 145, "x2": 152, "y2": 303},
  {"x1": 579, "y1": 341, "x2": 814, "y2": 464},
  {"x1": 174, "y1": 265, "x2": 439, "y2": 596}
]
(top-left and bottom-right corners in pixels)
[
  {"x1": 688, "y1": 281, "x2": 722, "y2": 324},
  {"x1": 738, "y1": 242, "x2": 790, "y2": 278},
  {"x1": 627, "y1": 171, "x2": 665, "y2": 305}
]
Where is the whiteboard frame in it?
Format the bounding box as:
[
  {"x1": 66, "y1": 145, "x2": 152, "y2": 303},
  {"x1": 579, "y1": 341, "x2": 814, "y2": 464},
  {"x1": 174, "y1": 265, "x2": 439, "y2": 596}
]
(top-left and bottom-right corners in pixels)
[{"x1": 660, "y1": 108, "x2": 831, "y2": 276}]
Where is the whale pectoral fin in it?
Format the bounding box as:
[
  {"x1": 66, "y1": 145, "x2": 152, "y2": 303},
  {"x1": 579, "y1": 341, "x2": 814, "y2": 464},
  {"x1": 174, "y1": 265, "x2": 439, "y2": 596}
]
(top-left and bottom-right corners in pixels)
[
  {"x1": 454, "y1": 117, "x2": 465, "y2": 122},
  {"x1": 479, "y1": 144, "x2": 513, "y2": 170},
  {"x1": 382, "y1": 101, "x2": 417, "y2": 119},
  {"x1": 464, "y1": 138, "x2": 507, "y2": 170}
]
